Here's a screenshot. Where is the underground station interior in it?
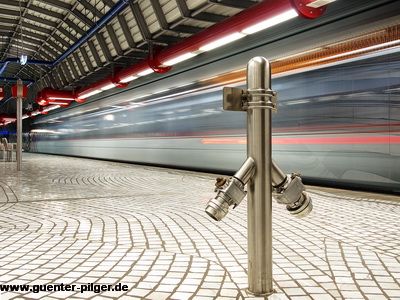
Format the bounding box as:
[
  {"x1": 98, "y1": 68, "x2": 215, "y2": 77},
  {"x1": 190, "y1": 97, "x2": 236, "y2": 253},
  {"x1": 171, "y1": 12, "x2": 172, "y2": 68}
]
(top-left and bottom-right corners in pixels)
[{"x1": 0, "y1": 0, "x2": 400, "y2": 299}]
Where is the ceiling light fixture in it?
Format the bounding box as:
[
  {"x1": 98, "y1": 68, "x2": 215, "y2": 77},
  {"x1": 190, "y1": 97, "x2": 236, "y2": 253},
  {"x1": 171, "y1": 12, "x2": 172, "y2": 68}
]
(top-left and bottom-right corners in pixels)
[
  {"x1": 80, "y1": 90, "x2": 101, "y2": 98},
  {"x1": 163, "y1": 53, "x2": 198, "y2": 66},
  {"x1": 100, "y1": 83, "x2": 116, "y2": 91},
  {"x1": 242, "y1": 9, "x2": 298, "y2": 34},
  {"x1": 119, "y1": 75, "x2": 138, "y2": 83},
  {"x1": 138, "y1": 69, "x2": 154, "y2": 76},
  {"x1": 199, "y1": 33, "x2": 246, "y2": 51}
]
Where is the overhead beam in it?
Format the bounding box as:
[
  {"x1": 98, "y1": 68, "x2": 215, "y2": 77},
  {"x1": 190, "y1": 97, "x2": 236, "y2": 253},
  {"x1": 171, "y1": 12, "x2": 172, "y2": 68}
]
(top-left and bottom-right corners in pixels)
[
  {"x1": 22, "y1": 22, "x2": 53, "y2": 36},
  {"x1": 39, "y1": 0, "x2": 72, "y2": 11},
  {"x1": 117, "y1": 14, "x2": 136, "y2": 49},
  {"x1": 67, "y1": 56, "x2": 79, "y2": 81},
  {"x1": 71, "y1": 9, "x2": 95, "y2": 29},
  {"x1": 88, "y1": 40, "x2": 102, "y2": 68},
  {"x1": 79, "y1": 0, "x2": 104, "y2": 20},
  {"x1": 106, "y1": 25, "x2": 123, "y2": 56},
  {"x1": 0, "y1": 9, "x2": 20, "y2": 17},
  {"x1": 80, "y1": 48, "x2": 94, "y2": 73},
  {"x1": 130, "y1": 2, "x2": 152, "y2": 41},
  {"x1": 61, "y1": 62, "x2": 73, "y2": 83},
  {"x1": 0, "y1": 24, "x2": 15, "y2": 32},
  {"x1": 150, "y1": 0, "x2": 169, "y2": 30},
  {"x1": 24, "y1": 13, "x2": 58, "y2": 28},
  {"x1": 57, "y1": 65, "x2": 68, "y2": 86},
  {"x1": 73, "y1": 52, "x2": 86, "y2": 76},
  {"x1": 96, "y1": 33, "x2": 112, "y2": 62},
  {"x1": 57, "y1": 26, "x2": 78, "y2": 43},
  {"x1": 43, "y1": 76, "x2": 52, "y2": 89},
  {"x1": 175, "y1": 0, "x2": 191, "y2": 18},
  {"x1": 64, "y1": 19, "x2": 86, "y2": 36},
  {"x1": 21, "y1": 29, "x2": 48, "y2": 41},
  {"x1": 103, "y1": 0, "x2": 116, "y2": 9},
  {"x1": 192, "y1": 12, "x2": 226, "y2": 23},
  {"x1": 46, "y1": 38, "x2": 65, "y2": 55},
  {"x1": 29, "y1": 5, "x2": 64, "y2": 20},
  {"x1": 209, "y1": 0, "x2": 256, "y2": 9},
  {"x1": 51, "y1": 33, "x2": 71, "y2": 49},
  {"x1": 51, "y1": 69, "x2": 63, "y2": 88}
]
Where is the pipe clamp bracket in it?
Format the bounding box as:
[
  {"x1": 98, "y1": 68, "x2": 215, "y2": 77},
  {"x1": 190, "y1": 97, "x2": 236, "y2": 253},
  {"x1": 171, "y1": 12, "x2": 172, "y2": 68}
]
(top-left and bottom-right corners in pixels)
[{"x1": 223, "y1": 87, "x2": 278, "y2": 112}]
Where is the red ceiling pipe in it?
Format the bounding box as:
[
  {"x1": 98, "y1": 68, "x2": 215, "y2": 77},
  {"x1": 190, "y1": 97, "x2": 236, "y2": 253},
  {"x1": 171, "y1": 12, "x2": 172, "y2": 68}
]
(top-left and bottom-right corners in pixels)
[
  {"x1": 75, "y1": 74, "x2": 129, "y2": 99},
  {"x1": 36, "y1": 87, "x2": 84, "y2": 106},
  {"x1": 41, "y1": 88, "x2": 76, "y2": 100},
  {"x1": 115, "y1": 0, "x2": 327, "y2": 81},
  {"x1": 0, "y1": 114, "x2": 17, "y2": 122}
]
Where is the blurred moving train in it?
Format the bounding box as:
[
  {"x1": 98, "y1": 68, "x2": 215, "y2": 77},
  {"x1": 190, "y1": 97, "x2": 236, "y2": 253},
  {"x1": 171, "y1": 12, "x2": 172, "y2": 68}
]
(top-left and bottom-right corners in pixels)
[{"x1": 29, "y1": 2, "x2": 400, "y2": 193}]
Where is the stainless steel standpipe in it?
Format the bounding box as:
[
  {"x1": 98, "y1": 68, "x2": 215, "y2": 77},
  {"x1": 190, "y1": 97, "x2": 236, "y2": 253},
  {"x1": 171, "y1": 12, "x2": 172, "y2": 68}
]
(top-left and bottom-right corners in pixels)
[
  {"x1": 205, "y1": 56, "x2": 313, "y2": 297},
  {"x1": 246, "y1": 56, "x2": 274, "y2": 296}
]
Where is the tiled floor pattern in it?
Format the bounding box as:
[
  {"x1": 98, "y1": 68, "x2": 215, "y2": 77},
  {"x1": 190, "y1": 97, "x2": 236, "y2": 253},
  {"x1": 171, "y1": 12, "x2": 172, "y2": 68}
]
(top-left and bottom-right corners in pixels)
[{"x1": 0, "y1": 153, "x2": 399, "y2": 299}]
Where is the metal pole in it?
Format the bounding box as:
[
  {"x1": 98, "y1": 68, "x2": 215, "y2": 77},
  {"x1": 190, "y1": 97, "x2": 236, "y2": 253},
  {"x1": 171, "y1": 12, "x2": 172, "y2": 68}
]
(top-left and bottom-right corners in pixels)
[
  {"x1": 17, "y1": 96, "x2": 22, "y2": 171},
  {"x1": 246, "y1": 57, "x2": 274, "y2": 296}
]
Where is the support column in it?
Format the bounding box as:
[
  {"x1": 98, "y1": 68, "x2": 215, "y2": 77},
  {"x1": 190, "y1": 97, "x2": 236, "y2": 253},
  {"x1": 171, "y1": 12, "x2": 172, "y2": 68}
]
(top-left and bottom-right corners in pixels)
[{"x1": 16, "y1": 80, "x2": 23, "y2": 171}]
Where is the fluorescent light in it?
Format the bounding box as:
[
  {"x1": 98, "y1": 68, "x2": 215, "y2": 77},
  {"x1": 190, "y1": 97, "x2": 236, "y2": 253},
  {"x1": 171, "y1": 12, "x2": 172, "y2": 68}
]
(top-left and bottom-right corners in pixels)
[
  {"x1": 22, "y1": 115, "x2": 29, "y2": 119},
  {"x1": 199, "y1": 32, "x2": 246, "y2": 51},
  {"x1": 48, "y1": 97, "x2": 74, "y2": 100},
  {"x1": 80, "y1": 90, "x2": 101, "y2": 98},
  {"x1": 242, "y1": 9, "x2": 298, "y2": 34},
  {"x1": 49, "y1": 101, "x2": 70, "y2": 105},
  {"x1": 138, "y1": 69, "x2": 154, "y2": 76},
  {"x1": 48, "y1": 105, "x2": 61, "y2": 110},
  {"x1": 307, "y1": 0, "x2": 337, "y2": 8},
  {"x1": 101, "y1": 83, "x2": 116, "y2": 91},
  {"x1": 163, "y1": 52, "x2": 198, "y2": 66},
  {"x1": 120, "y1": 75, "x2": 138, "y2": 83}
]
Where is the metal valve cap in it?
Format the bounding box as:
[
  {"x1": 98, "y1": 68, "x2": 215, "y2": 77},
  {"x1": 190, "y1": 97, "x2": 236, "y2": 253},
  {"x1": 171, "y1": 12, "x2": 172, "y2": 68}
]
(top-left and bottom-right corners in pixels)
[
  {"x1": 287, "y1": 192, "x2": 313, "y2": 218},
  {"x1": 205, "y1": 195, "x2": 230, "y2": 221}
]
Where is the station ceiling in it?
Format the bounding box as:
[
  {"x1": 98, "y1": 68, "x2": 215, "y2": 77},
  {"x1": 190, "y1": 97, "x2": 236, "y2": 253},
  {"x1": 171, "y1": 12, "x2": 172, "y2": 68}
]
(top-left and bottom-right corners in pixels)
[{"x1": 0, "y1": 0, "x2": 259, "y2": 91}]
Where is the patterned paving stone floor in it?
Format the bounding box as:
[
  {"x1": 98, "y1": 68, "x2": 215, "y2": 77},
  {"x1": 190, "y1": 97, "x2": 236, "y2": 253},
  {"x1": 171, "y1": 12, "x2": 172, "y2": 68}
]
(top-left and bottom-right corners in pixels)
[{"x1": 0, "y1": 153, "x2": 399, "y2": 299}]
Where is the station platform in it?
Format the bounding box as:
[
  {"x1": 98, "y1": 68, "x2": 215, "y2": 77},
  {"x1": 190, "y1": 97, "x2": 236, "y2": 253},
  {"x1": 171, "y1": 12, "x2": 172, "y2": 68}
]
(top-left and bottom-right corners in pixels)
[{"x1": 0, "y1": 153, "x2": 399, "y2": 300}]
